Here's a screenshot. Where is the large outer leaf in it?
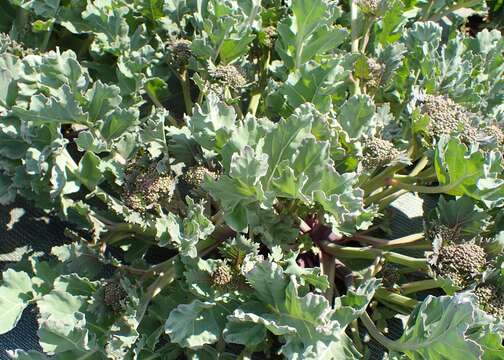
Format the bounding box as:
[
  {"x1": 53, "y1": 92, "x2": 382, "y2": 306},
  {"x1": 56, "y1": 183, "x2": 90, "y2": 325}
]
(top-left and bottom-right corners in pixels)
[
  {"x1": 85, "y1": 80, "x2": 122, "y2": 122},
  {"x1": 262, "y1": 105, "x2": 314, "y2": 190},
  {"x1": 434, "y1": 137, "x2": 504, "y2": 207},
  {"x1": 337, "y1": 95, "x2": 376, "y2": 139},
  {"x1": 12, "y1": 85, "x2": 88, "y2": 125},
  {"x1": 276, "y1": 0, "x2": 346, "y2": 69},
  {"x1": 165, "y1": 300, "x2": 230, "y2": 348},
  {"x1": 225, "y1": 257, "x2": 364, "y2": 359},
  {"x1": 37, "y1": 290, "x2": 91, "y2": 355},
  {"x1": 279, "y1": 60, "x2": 348, "y2": 113},
  {"x1": 390, "y1": 293, "x2": 485, "y2": 360},
  {"x1": 206, "y1": 104, "x2": 375, "y2": 238},
  {"x1": 0, "y1": 269, "x2": 33, "y2": 334},
  {"x1": 80, "y1": 2, "x2": 131, "y2": 56},
  {"x1": 0, "y1": 57, "x2": 19, "y2": 110},
  {"x1": 17, "y1": 50, "x2": 90, "y2": 97},
  {"x1": 187, "y1": 93, "x2": 236, "y2": 151}
]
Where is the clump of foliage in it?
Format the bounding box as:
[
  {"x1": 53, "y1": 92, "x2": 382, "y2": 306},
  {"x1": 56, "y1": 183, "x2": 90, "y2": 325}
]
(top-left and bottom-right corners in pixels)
[{"x1": 0, "y1": 0, "x2": 503, "y2": 359}]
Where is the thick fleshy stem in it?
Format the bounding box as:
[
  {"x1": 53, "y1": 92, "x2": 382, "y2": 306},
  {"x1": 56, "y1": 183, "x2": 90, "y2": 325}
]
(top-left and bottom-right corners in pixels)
[
  {"x1": 361, "y1": 164, "x2": 406, "y2": 195},
  {"x1": 320, "y1": 240, "x2": 429, "y2": 270},
  {"x1": 385, "y1": 174, "x2": 470, "y2": 194},
  {"x1": 374, "y1": 288, "x2": 418, "y2": 309},
  {"x1": 353, "y1": 232, "x2": 424, "y2": 248},
  {"x1": 400, "y1": 278, "x2": 449, "y2": 295},
  {"x1": 180, "y1": 68, "x2": 193, "y2": 116},
  {"x1": 351, "y1": 0, "x2": 360, "y2": 53},
  {"x1": 320, "y1": 251, "x2": 338, "y2": 301},
  {"x1": 378, "y1": 189, "x2": 408, "y2": 210},
  {"x1": 248, "y1": 49, "x2": 271, "y2": 116},
  {"x1": 360, "y1": 17, "x2": 375, "y2": 54},
  {"x1": 360, "y1": 312, "x2": 409, "y2": 352},
  {"x1": 350, "y1": 319, "x2": 364, "y2": 353}
]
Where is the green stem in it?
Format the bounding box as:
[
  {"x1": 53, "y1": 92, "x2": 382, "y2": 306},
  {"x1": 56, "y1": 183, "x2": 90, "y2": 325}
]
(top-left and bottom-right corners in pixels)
[
  {"x1": 320, "y1": 252, "x2": 338, "y2": 301},
  {"x1": 350, "y1": 319, "x2": 364, "y2": 354},
  {"x1": 228, "y1": 88, "x2": 244, "y2": 119},
  {"x1": 248, "y1": 92, "x2": 261, "y2": 116},
  {"x1": 375, "y1": 288, "x2": 418, "y2": 309},
  {"x1": 354, "y1": 232, "x2": 425, "y2": 248},
  {"x1": 409, "y1": 156, "x2": 429, "y2": 177},
  {"x1": 320, "y1": 241, "x2": 429, "y2": 269},
  {"x1": 383, "y1": 252, "x2": 428, "y2": 269},
  {"x1": 367, "y1": 161, "x2": 426, "y2": 204},
  {"x1": 421, "y1": 0, "x2": 435, "y2": 20},
  {"x1": 378, "y1": 189, "x2": 408, "y2": 210},
  {"x1": 248, "y1": 50, "x2": 271, "y2": 116},
  {"x1": 14, "y1": 7, "x2": 28, "y2": 38},
  {"x1": 385, "y1": 174, "x2": 470, "y2": 194},
  {"x1": 146, "y1": 86, "x2": 164, "y2": 109},
  {"x1": 362, "y1": 164, "x2": 406, "y2": 195},
  {"x1": 365, "y1": 186, "x2": 400, "y2": 205},
  {"x1": 351, "y1": 0, "x2": 360, "y2": 53},
  {"x1": 359, "y1": 18, "x2": 374, "y2": 54},
  {"x1": 40, "y1": 25, "x2": 53, "y2": 51},
  {"x1": 360, "y1": 312, "x2": 409, "y2": 352},
  {"x1": 400, "y1": 278, "x2": 447, "y2": 295},
  {"x1": 377, "y1": 298, "x2": 414, "y2": 315},
  {"x1": 180, "y1": 68, "x2": 193, "y2": 116}
]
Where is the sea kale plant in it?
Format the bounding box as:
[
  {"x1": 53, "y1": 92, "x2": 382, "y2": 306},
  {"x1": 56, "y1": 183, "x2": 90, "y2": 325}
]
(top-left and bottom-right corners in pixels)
[{"x1": 0, "y1": 0, "x2": 503, "y2": 359}]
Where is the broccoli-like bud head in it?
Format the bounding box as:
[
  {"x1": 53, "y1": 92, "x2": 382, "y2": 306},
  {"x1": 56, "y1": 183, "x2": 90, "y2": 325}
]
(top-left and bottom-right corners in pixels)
[
  {"x1": 358, "y1": 0, "x2": 380, "y2": 14},
  {"x1": 435, "y1": 243, "x2": 487, "y2": 288},
  {"x1": 475, "y1": 284, "x2": 504, "y2": 319},
  {"x1": 181, "y1": 166, "x2": 218, "y2": 188},
  {"x1": 209, "y1": 64, "x2": 247, "y2": 90},
  {"x1": 420, "y1": 95, "x2": 477, "y2": 143},
  {"x1": 123, "y1": 164, "x2": 175, "y2": 213},
  {"x1": 381, "y1": 264, "x2": 401, "y2": 289},
  {"x1": 166, "y1": 39, "x2": 192, "y2": 69},
  {"x1": 179, "y1": 165, "x2": 218, "y2": 199},
  {"x1": 365, "y1": 58, "x2": 384, "y2": 88},
  {"x1": 426, "y1": 223, "x2": 461, "y2": 244},
  {"x1": 362, "y1": 137, "x2": 400, "y2": 169},
  {"x1": 104, "y1": 281, "x2": 128, "y2": 313},
  {"x1": 211, "y1": 263, "x2": 233, "y2": 287},
  {"x1": 484, "y1": 124, "x2": 504, "y2": 148},
  {"x1": 260, "y1": 26, "x2": 277, "y2": 48}
]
